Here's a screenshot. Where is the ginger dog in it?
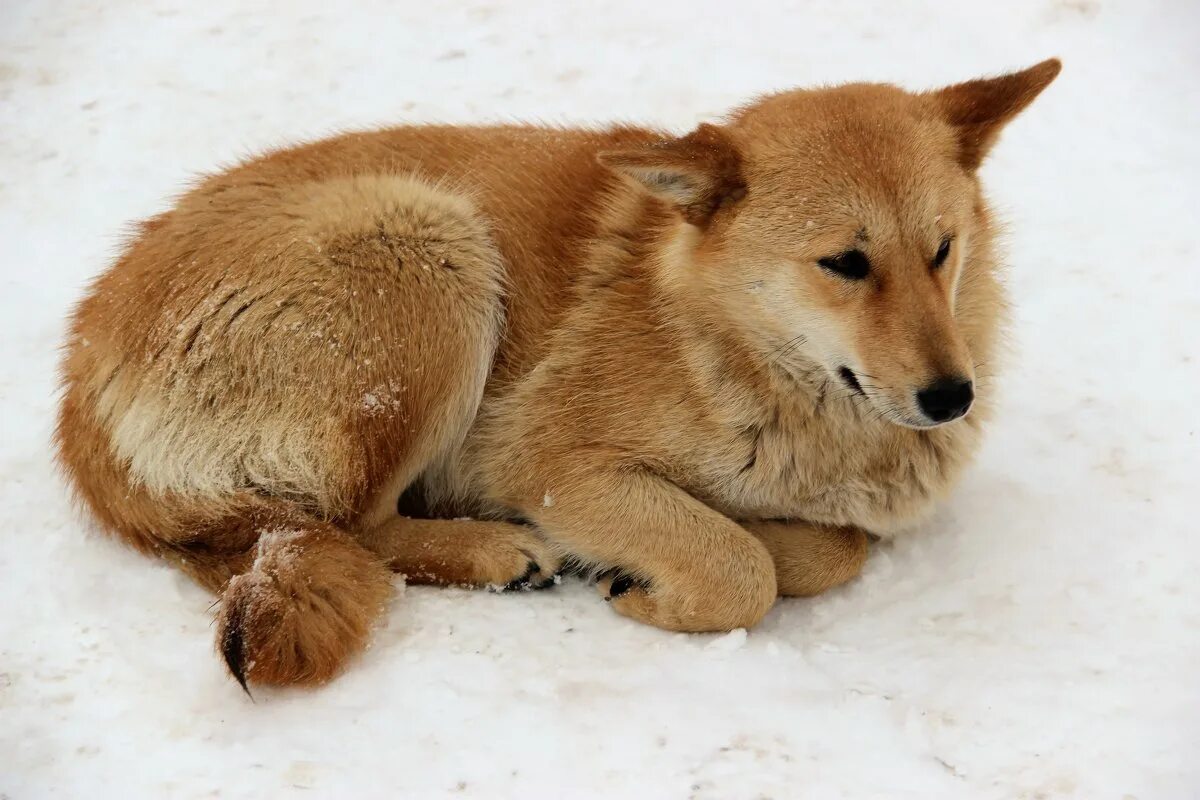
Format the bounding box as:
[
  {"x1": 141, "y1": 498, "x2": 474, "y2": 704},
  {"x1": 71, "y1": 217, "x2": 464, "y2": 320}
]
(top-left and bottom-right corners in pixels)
[{"x1": 56, "y1": 60, "x2": 1060, "y2": 689}]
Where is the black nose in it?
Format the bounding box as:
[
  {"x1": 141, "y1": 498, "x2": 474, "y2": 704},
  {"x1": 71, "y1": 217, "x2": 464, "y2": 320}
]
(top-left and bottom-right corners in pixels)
[{"x1": 916, "y1": 378, "x2": 974, "y2": 423}]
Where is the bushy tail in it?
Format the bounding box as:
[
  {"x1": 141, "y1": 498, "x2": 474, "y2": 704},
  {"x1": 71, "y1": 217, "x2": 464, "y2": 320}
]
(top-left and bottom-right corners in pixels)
[{"x1": 211, "y1": 514, "x2": 392, "y2": 693}]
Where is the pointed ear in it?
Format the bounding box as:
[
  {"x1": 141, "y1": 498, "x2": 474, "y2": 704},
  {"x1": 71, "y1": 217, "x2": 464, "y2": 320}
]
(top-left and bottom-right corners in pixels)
[
  {"x1": 598, "y1": 123, "x2": 745, "y2": 226},
  {"x1": 929, "y1": 58, "x2": 1062, "y2": 170}
]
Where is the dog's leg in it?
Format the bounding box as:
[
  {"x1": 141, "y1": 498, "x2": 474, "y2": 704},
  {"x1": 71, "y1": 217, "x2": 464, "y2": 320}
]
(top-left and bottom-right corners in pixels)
[
  {"x1": 360, "y1": 517, "x2": 563, "y2": 590},
  {"x1": 743, "y1": 521, "x2": 869, "y2": 597},
  {"x1": 530, "y1": 469, "x2": 777, "y2": 632}
]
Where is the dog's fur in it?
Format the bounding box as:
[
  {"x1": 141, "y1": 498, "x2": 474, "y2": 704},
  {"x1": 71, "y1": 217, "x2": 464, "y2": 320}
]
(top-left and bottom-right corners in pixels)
[{"x1": 56, "y1": 60, "x2": 1060, "y2": 688}]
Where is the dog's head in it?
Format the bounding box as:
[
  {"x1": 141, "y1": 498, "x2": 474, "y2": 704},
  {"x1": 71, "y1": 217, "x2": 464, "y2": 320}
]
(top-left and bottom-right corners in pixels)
[{"x1": 601, "y1": 60, "x2": 1060, "y2": 428}]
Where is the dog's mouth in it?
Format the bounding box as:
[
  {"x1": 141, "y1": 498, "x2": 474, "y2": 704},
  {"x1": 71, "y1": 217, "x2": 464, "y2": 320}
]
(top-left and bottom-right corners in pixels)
[
  {"x1": 838, "y1": 365, "x2": 965, "y2": 429},
  {"x1": 837, "y1": 366, "x2": 922, "y2": 429},
  {"x1": 838, "y1": 366, "x2": 865, "y2": 396}
]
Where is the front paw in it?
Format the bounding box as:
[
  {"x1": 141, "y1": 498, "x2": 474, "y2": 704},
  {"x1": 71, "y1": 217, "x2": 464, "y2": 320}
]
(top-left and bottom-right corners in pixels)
[
  {"x1": 595, "y1": 567, "x2": 775, "y2": 632},
  {"x1": 501, "y1": 555, "x2": 560, "y2": 591},
  {"x1": 745, "y1": 521, "x2": 869, "y2": 597},
  {"x1": 596, "y1": 568, "x2": 645, "y2": 599},
  {"x1": 484, "y1": 529, "x2": 563, "y2": 591}
]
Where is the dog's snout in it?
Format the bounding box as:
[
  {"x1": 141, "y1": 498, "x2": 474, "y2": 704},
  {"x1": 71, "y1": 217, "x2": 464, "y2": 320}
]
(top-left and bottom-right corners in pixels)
[{"x1": 916, "y1": 378, "x2": 974, "y2": 424}]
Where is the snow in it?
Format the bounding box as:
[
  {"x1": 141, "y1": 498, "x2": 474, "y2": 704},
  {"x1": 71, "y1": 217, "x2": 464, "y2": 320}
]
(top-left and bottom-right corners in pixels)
[
  {"x1": 1, "y1": 0, "x2": 1197, "y2": 797},
  {"x1": 705, "y1": 628, "x2": 749, "y2": 654}
]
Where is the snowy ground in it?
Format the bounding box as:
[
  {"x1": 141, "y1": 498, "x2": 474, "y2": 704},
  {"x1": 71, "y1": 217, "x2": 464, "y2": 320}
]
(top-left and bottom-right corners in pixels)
[{"x1": 2, "y1": 0, "x2": 1198, "y2": 797}]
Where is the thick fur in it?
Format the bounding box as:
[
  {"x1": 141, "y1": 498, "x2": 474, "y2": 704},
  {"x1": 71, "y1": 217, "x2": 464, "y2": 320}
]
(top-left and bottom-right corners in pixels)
[{"x1": 56, "y1": 61, "x2": 1060, "y2": 687}]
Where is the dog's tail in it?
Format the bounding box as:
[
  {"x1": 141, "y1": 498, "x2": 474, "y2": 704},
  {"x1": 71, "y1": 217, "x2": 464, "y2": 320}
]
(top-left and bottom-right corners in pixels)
[
  {"x1": 123, "y1": 494, "x2": 393, "y2": 694},
  {"x1": 200, "y1": 508, "x2": 392, "y2": 694}
]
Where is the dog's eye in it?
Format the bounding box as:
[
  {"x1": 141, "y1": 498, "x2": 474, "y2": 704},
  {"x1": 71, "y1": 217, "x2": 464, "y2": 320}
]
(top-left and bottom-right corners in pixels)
[
  {"x1": 933, "y1": 237, "x2": 953, "y2": 269},
  {"x1": 817, "y1": 249, "x2": 870, "y2": 280}
]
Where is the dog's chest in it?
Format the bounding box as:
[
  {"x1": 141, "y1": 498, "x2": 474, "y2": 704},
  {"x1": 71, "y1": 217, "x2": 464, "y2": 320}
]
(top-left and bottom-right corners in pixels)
[{"x1": 692, "y1": 398, "x2": 981, "y2": 533}]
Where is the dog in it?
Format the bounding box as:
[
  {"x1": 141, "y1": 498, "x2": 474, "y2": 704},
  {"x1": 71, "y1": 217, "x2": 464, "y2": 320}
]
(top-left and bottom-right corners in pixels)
[{"x1": 56, "y1": 59, "x2": 1060, "y2": 690}]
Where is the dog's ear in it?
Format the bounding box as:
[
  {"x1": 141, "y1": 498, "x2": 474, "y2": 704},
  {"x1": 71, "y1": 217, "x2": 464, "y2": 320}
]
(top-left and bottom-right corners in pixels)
[
  {"x1": 929, "y1": 58, "x2": 1061, "y2": 170},
  {"x1": 598, "y1": 123, "x2": 745, "y2": 226}
]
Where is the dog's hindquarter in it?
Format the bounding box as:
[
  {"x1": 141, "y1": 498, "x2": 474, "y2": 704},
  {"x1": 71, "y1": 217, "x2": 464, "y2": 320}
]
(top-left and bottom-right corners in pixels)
[{"x1": 58, "y1": 156, "x2": 516, "y2": 685}]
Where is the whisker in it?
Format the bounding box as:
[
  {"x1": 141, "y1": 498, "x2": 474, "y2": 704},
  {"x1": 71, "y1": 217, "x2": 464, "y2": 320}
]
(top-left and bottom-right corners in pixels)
[
  {"x1": 707, "y1": 280, "x2": 765, "y2": 296},
  {"x1": 769, "y1": 334, "x2": 808, "y2": 363}
]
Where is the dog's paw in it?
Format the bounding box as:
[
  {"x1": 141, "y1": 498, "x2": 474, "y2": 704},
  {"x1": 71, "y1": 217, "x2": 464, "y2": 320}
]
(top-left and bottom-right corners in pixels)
[
  {"x1": 596, "y1": 568, "x2": 645, "y2": 600},
  {"x1": 486, "y1": 529, "x2": 563, "y2": 591},
  {"x1": 595, "y1": 567, "x2": 774, "y2": 632},
  {"x1": 501, "y1": 555, "x2": 560, "y2": 591}
]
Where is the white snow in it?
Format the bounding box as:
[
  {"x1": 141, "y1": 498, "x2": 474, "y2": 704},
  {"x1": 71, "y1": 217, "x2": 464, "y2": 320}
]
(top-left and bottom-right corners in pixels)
[
  {"x1": 705, "y1": 628, "x2": 749, "y2": 654},
  {"x1": 1, "y1": 1, "x2": 1197, "y2": 798}
]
